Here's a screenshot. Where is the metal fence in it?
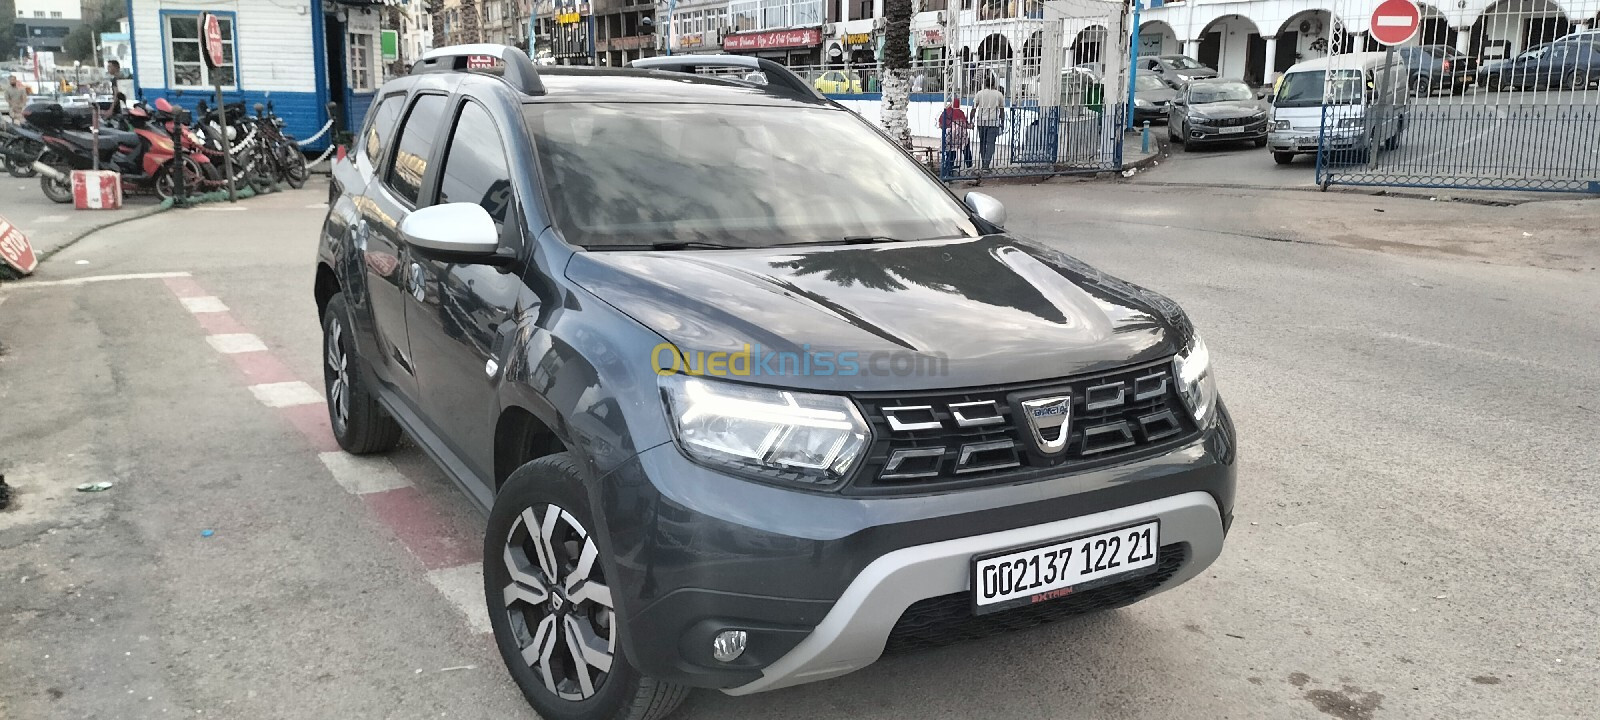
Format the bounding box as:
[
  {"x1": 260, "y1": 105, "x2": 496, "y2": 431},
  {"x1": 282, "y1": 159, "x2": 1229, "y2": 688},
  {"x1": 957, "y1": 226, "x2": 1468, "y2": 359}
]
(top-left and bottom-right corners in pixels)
[{"x1": 1315, "y1": 1, "x2": 1600, "y2": 193}]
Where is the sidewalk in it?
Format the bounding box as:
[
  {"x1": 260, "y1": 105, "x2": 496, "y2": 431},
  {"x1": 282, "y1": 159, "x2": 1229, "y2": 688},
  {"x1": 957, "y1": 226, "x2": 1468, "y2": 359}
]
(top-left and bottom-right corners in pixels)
[
  {"x1": 0, "y1": 179, "x2": 165, "y2": 263},
  {"x1": 914, "y1": 127, "x2": 1164, "y2": 182}
]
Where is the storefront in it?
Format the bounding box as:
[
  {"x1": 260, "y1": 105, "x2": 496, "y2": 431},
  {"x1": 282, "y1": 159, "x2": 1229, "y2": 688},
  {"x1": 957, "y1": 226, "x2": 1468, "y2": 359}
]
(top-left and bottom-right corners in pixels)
[
  {"x1": 917, "y1": 27, "x2": 947, "y2": 64},
  {"x1": 722, "y1": 27, "x2": 824, "y2": 66}
]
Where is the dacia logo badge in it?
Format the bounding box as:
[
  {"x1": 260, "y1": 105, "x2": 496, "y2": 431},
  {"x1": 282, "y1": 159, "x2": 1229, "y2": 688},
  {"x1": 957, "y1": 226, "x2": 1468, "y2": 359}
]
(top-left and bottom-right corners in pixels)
[{"x1": 1020, "y1": 395, "x2": 1072, "y2": 454}]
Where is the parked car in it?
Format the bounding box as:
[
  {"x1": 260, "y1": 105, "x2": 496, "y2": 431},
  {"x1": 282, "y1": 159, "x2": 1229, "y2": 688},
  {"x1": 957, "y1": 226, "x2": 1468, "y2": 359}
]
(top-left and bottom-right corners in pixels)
[
  {"x1": 318, "y1": 45, "x2": 1237, "y2": 720},
  {"x1": 1267, "y1": 52, "x2": 1409, "y2": 165},
  {"x1": 1139, "y1": 55, "x2": 1219, "y2": 87},
  {"x1": 1133, "y1": 71, "x2": 1178, "y2": 124},
  {"x1": 1392, "y1": 45, "x2": 1477, "y2": 96},
  {"x1": 812, "y1": 69, "x2": 862, "y2": 94},
  {"x1": 1477, "y1": 40, "x2": 1600, "y2": 91},
  {"x1": 1167, "y1": 79, "x2": 1267, "y2": 150}
]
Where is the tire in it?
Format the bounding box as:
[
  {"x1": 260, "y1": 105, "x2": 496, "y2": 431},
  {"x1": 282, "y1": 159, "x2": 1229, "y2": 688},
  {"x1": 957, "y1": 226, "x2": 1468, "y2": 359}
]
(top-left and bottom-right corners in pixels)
[
  {"x1": 1567, "y1": 70, "x2": 1588, "y2": 91},
  {"x1": 321, "y1": 293, "x2": 402, "y2": 454},
  {"x1": 487, "y1": 454, "x2": 690, "y2": 720},
  {"x1": 1486, "y1": 75, "x2": 1503, "y2": 92},
  {"x1": 154, "y1": 157, "x2": 210, "y2": 202},
  {"x1": 1410, "y1": 75, "x2": 1429, "y2": 98},
  {"x1": 4, "y1": 137, "x2": 38, "y2": 178},
  {"x1": 38, "y1": 152, "x2": 72, "y2": 204},
  {"x1": 1273, "y1": 151, "x2": 1295, "y2": 165},
  {"x1": 280, "y1": 141, "x2": 308, "y2": 189}
]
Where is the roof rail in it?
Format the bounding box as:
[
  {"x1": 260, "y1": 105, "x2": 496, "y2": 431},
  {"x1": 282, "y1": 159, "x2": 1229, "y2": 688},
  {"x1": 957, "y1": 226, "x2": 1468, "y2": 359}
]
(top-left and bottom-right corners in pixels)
[
  {"x1": 413, "y1": 44, "x2": 545, "y2": 96},
  {"x1": 629, "y1": 55, "x2": 821, "y2": 101}
]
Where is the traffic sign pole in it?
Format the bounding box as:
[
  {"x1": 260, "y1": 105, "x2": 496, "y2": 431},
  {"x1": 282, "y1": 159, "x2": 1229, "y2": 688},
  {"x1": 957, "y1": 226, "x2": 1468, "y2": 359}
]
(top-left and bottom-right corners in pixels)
[{"x1": 202, "y1": 13, "x2": 236, "y2": 202}]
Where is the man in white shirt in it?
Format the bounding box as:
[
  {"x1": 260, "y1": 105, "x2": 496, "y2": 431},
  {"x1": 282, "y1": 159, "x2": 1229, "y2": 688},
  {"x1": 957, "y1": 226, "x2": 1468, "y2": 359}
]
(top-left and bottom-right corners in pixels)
[{"x1": 972, "y1": 77, "x2": 1005, "y2": 171}]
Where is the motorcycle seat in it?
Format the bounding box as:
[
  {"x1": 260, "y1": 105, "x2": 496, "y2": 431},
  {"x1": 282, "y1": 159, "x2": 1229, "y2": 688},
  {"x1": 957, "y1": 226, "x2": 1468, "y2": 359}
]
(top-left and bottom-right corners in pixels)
[{"x1": 61, "y1": 129, "x2": 141, "y2": 149}]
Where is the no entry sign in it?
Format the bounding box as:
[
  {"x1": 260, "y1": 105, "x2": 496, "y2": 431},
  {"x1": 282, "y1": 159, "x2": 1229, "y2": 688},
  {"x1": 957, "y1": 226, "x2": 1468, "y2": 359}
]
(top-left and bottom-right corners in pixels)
[
  {"x1": 203, "y1": 13, "x2": 226, "y2": 69},
  {"x1": 0, "y1": 215, "x2": 39, "y2": 276},
  {"x1": 1370, "y1": 0, "x2": 1421, "y2": 46}
]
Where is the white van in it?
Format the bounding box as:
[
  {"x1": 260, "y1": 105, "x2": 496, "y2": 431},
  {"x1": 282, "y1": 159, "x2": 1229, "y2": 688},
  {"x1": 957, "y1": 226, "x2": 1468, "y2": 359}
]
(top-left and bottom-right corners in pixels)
[{"x1": 1266, "y1": 52, "x2": 1409, "y2": 165}]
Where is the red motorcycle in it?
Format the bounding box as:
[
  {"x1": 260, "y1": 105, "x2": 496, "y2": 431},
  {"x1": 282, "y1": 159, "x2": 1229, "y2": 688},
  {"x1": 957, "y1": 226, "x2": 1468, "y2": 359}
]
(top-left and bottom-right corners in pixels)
[{"x1": 33, "y1": 98, "x2": 218, "y2": 203}]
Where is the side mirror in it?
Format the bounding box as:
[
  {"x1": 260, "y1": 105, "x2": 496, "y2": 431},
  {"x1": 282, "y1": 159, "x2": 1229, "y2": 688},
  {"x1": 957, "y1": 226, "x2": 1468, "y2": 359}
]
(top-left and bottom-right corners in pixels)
[
  {"x1": 401, "y1": 203, "x2": 501, "y2": 259},
  {"x1": 1257, "y1": 89, "x2": 1268, "y2": 99},
  {"x1": 964, "y1": 191, "x2": 1007, "y2": 227}
]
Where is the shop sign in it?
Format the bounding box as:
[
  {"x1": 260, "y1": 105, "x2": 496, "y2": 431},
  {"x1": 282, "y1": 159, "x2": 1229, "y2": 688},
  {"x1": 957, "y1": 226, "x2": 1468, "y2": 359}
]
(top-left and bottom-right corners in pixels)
[
  {"x1": 919, "y1": 29, "x2": 944, "y2": 47},
  {"x1": 679, "y1": 32, "x2": 704, "y2": 47},
  {"x1": 557, "y1": 12, "x2": 583, "y2": 24},
  {"x1": 723, "y1": 27, "x2": 822, "y2": 51},
  {"x1": 844, "y1": 32, "x2": 873, "y2": 46}
]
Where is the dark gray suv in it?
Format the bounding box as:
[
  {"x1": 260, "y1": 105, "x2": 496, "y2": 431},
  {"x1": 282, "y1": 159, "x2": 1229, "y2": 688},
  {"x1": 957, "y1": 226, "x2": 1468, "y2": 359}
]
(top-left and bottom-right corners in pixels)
[{"x1": 315, "y1": 44, "x2": 1237, "y2": 720}]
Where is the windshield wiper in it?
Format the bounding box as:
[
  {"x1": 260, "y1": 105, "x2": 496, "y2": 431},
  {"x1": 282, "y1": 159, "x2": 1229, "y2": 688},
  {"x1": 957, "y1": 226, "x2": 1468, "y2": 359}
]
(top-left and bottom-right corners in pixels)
[{"x1": 586, "y1": 241, "x2": 742, "y2": 251}]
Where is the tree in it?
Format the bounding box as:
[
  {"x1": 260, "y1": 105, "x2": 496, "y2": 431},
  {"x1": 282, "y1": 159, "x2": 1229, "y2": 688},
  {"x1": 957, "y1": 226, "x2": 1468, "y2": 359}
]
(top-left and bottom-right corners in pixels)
[
  {"x1": 880, "y1": 0, "x2": 913, "y2": 149},
  {"x1": 62, "y1": 0, "x2": 126, "y2": 64}
]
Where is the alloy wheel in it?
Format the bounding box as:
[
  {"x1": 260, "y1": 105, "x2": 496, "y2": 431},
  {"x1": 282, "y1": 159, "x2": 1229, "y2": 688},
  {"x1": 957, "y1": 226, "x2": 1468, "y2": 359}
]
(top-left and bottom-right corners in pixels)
[
  {"x1": 501, "y1": 504, "x2": 616, "y2": 701},
  {"x1": 325, "y1": 316, "x2": 350, "y2": 430}
]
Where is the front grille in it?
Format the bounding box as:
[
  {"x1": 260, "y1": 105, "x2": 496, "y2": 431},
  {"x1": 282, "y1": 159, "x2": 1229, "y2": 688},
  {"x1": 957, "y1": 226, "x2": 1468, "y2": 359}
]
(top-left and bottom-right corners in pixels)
[
  {"x1": 883, "y1": 544, "x2": 1188, "y2": 655},
  {"x1": 848, "y1": 360, "x2": 1198, "y2": 495},
  {"x1": 1209, "y1": 115, "x2": 1263, "y2": 127}
]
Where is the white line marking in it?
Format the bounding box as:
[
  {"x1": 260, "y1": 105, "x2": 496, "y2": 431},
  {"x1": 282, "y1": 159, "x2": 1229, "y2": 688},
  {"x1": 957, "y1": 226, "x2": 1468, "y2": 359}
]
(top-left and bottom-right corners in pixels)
[
  {"x1": 197, "y1": 207, "x2": 248, "y2": 212},
  {"x1": 32, "y1": 215, "x2": 68, "y2": 224},
  {"x1": 306, "y1": 203, "x2": 329, "y2": 209},
  {"x1": 317, "y1": 452, "x2": 413, "y2": 495},
  {"x1": 1375, "y1": 16, "x2": 1414, "y2": 26},
  {"x1": 247, "y1": 381, "x2": 325, "y2": 408},
  {"x1": 426, "y1": 563, "x2": 492, "y2": 635},
  {"x1": 205, "y1": 333, "x2": 268, "y2": 354},
  {"x1": 0, "y1": 272, "x2": 192, "y2": 289},
  {"x1": 179, "y1": 296, "x2": 229, "y2": 313}
]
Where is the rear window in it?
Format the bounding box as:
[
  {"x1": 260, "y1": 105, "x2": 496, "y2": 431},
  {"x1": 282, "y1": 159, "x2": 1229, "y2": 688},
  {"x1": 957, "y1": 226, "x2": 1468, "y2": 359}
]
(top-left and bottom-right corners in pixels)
[{"x1": 524, "y1": 103, "x2": 978, "y2": 248}]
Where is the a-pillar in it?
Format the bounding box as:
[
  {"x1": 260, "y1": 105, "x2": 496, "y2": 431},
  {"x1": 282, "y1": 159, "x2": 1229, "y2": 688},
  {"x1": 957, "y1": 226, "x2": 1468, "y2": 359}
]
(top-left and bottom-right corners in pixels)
[{"x1": 1455, "y1": 28, "x2": 1472, "y2": 56}]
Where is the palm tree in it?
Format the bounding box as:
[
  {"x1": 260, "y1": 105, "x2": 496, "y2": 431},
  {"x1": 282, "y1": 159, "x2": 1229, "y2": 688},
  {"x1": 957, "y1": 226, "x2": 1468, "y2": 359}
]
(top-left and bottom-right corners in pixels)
[{"x1": 880, "y1": 0, "x2": 914, "y2": 149}]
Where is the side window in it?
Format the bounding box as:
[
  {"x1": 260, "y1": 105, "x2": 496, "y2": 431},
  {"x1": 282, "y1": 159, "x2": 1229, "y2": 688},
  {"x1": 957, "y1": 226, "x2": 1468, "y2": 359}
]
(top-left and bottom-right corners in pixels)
[
  {"x1": 384, "y1": 94, "x2": 448, "y2": 206},
  {"x1": 437, "y1": 102, "x2": 513, "y2": 231},
  {"x1": 361, "y1": 94, "x2": 404, "y2": 172}
]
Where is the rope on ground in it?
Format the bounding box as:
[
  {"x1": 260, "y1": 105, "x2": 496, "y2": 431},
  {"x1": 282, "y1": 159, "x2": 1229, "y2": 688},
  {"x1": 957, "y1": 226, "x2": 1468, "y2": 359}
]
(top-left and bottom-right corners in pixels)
[
  {"x1": 297, "y1": 119, "x2": 336, "y2": 147},
  {"x1": 306, "y1": 144, "x2": 339, "y2": 170}
]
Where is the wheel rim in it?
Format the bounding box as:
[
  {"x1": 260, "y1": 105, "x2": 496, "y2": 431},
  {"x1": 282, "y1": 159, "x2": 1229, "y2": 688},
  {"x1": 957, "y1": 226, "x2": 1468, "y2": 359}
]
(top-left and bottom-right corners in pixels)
[
  {"x1": 502, "y1": 504, "x2": 616, "y2": 702},
  {"x1": 325, "y1": 316, "x2": 350, "y2": 431}
]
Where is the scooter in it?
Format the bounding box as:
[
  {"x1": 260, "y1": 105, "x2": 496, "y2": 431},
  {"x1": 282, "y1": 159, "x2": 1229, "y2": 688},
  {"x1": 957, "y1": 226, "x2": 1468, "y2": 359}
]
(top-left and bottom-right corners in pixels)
[{"x1": 32, "y1": 99, "x2": 218, "y2": 203}]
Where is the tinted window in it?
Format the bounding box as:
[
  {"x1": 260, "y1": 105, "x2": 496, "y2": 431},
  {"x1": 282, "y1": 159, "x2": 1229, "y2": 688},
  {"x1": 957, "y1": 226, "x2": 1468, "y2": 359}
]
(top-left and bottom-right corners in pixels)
[
  {"x1": 438, "y1": 102, "x2": 513, "y2": 230},
  {"x1": 362, "y1": 94, "x2": 404, "y2": 169},
  {"x1": 525, "y1": 104, "x2": 978, "y2": 248},
  {"x1": 384, "y1": 94, "x2": 447, "y2": 206}
]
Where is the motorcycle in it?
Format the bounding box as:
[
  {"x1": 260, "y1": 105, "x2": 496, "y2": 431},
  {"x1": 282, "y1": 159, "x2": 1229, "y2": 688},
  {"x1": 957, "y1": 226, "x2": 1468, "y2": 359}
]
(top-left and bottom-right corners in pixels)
[
  {"x1": 31, "y1": 99, "x2": 219, "y2": 203},
  {"x1": 1, "y1": 122, "x2": 44, "y2": 178}
]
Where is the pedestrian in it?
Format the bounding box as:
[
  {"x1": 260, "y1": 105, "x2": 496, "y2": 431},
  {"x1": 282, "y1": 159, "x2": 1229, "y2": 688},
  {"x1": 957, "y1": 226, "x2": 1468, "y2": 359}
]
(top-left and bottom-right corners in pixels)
[
  {"x1": 911, "y1": 71, "x2": 926, "y2": 93},
  {"x1": 973, "y1": 77, "x2": 1005, "y2": 171},
  {"x1": 937, "y1": 96, "x2": 973, "y2": 176},
  {"x1": 104, "y1": 60, "x2": 125, "y2": 115},
  {"x1": 4, "y1": 75, "x2": 26, "y2": 127}
]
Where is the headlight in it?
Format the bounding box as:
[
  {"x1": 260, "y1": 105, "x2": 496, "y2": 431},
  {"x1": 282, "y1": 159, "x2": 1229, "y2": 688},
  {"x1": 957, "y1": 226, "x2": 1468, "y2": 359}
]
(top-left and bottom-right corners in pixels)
[
  {"x1": 1135, "y1": 98, "x2": 1152, "y2": 108},
  {"x1": 661, "y1": 375, "x2": 870, "y2": 487},
  {"x1": 1338, "y1": 117, "x2": 1365, "y2": 128},
  {"x1": 1174, "y1": 334, "x2": 1219, "y2": 425},
  {"x1": 1270, "y1": 119, "x2": 1290, "y2": 130}
]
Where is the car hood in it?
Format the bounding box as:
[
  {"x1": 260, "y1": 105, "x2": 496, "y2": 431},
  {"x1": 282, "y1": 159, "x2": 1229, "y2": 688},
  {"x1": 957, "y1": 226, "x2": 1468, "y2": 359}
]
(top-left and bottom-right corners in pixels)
[
  {"x1": 1138, "y1": 87, "x2": 1179, "y2": 103},
  {"x1": 566, "y1": 235, "x2": 1190, "y2": 392},
  {"x1": 1190, "y1": 100, "x2": 1264, "y2": 118},
  {"x1": 1175, "y1": 68, "x2": 1218, "y2": 79}
]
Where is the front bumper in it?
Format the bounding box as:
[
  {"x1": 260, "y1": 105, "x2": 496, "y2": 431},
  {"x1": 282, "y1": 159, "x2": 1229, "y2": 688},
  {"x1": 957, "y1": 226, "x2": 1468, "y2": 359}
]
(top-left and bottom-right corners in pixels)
[
  {"x1": 597, "y1": 405, "x2": 1238, "y2": 691},
  {"x1": 1188, "y1": 120, "x2": 1268, "y2": 143},
  {"x1": 1268, "y1": 128, "x2": 1368, "y2": 153}
]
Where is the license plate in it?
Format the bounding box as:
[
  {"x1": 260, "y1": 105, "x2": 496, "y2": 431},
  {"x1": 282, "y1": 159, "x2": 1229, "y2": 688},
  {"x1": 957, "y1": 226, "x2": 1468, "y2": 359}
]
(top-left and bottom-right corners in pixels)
[
  {"x1": 1220, "y1": 125, "x2": 1244, "y2": 134},
  {"x1": 972, "y1": 520, "x2": 1160, "y2": 614},
  {"x1": 1297, "y1": 138, "x2": 1318, "y2": 148}
]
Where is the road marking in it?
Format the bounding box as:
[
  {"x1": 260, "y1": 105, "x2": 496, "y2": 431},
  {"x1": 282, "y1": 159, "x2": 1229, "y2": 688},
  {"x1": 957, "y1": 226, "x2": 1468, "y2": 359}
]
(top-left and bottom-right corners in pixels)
[
  {"x1": 31, "y1": 215, "x2": 68, "y2": 223},
  {"x1": 426, "y1": 563, "x2": 493, "y2": 635},
  {"x1": 318, "y1": 452, "x2": 414, "y2": 495},
  {"x1": 247, "y1": 380, "x2": 324, "y2": 408},
  {"x1": 197, "y1": 207, "x2": 248, "y2": 212},
  {"x1": 1, "y1": 272, "x2": 192, "y2": 289},
  {"x1": 306, "y1": 203, "x2": 329, "y2": 209},
  {"x1": 205, "y1": 333, "x2": 268, "y2": 354},
  {"x1": 179, "y1": 296, "x2": 229, "y2": 313}
]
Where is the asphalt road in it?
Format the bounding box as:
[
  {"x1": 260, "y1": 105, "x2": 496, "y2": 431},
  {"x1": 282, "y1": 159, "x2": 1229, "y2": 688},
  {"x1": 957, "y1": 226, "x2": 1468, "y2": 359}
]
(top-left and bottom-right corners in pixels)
[
  {"x1": 2, "y1": 182, "x2": 1598, "y2": 719},
  {"x1": 1140, "y1": 89, "x2": 1600, "y2": 192}
]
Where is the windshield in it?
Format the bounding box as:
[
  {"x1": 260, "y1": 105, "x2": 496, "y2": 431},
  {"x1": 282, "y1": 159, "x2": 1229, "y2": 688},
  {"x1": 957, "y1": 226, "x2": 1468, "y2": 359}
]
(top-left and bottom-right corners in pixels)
[
  {"x1": 1165, "y1": 56, "x2": 1205, "y2": 70},
  {"x1": 1135, "y1": 74, "x2": 1168, "y2": 91},
  {"x1": 1190, "y1": 82, "x2": 1254, "y2": 103},
  {"x1": 526, "y1": 104, "x2": 979, "y2": 248},
  {"x1": 1274, "y1": 70, "x2": 1364, "y2": 108}
]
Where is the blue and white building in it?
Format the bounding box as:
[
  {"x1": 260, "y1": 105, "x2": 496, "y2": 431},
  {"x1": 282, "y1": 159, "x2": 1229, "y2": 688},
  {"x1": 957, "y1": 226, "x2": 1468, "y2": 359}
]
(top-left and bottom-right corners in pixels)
[{"x1": 127, "y1": 0, "x2": 399, "y2": 150}]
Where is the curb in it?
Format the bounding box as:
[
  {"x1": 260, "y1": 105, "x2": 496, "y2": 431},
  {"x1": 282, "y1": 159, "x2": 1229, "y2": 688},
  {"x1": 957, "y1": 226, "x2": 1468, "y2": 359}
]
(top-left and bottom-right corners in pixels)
[{"x1": 35, "y1": 203, "x2": 170, "y2": 265}]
